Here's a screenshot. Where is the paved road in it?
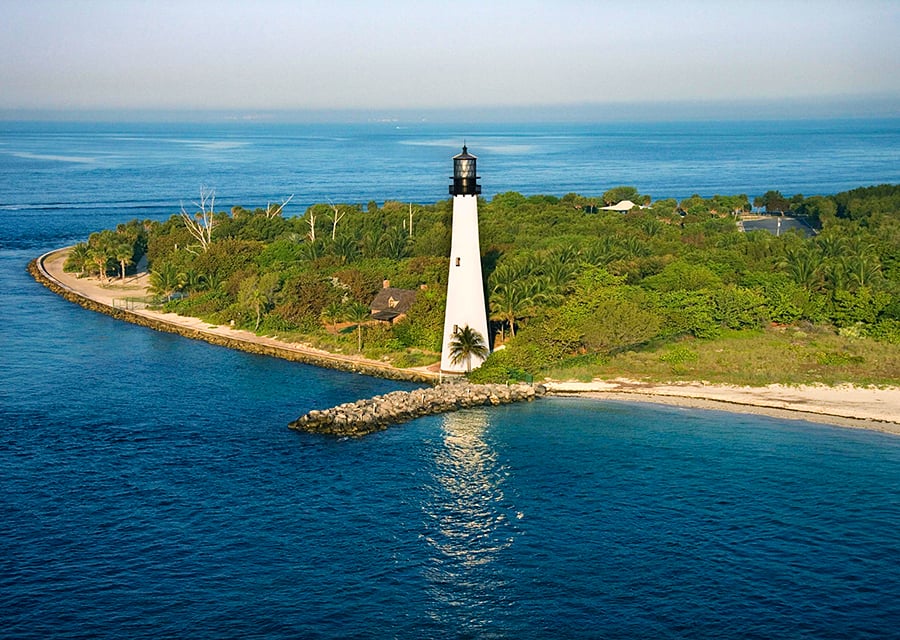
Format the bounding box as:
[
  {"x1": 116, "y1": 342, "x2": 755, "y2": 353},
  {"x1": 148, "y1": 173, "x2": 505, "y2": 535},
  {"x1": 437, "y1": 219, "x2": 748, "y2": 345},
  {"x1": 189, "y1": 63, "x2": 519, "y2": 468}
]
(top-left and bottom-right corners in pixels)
[{"x1": 740, "y1": 215, "x2": 816, "y2": 237}]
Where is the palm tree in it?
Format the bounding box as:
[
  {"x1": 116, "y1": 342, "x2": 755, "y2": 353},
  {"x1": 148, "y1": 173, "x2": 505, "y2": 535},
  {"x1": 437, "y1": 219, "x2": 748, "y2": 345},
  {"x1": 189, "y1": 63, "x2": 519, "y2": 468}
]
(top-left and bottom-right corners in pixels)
[
  {"x1": 344, "y1": 301, "x2": 371, "y2": 352},
  {"x1": 65, "y1": 243, "x2": 91, "y2": 276},
  {"x1": 115, "y1": 243, "x2": 133, "y2": 281},
  {"x1": 149, "y1": 262, "x2": 182, "y2": 302},
  {"x1": 321, "y1": 301, "x2": 344, "y2": 332},
  {"x1": 89, "y1": 247, "x2": 112, "y2": 284},
  {"x1": 582, "y1": 236, "x2": 624, "y2": 266},
  {"x1": 448, "y1": 325, "x2": 489, "y2": 373},
  {"x1": 179, "y1": 268, "x2": 204, "y2": 293},
  {"x1": 238, "y1": 273, "x2": 280, "y2": 331},
  {"x1": 848, "y1": 255, "x2": 882, "y2": 290},
  {"x1": 378, "y1": 229, "x2": 410, "y2": 260},
  {"x1": 239, "y1": 276, "x2": 266, "y2": 331},
  {"x1": 330, "y1": 235, "x2": 359, "y2": 264},
  {"x1": 540, "y1": 256, "x2": 577, "y2": 295},
  {"x1": 490, "y1": 277, "x2": 547, "y2": 340},
  {"x1": 816, "y1": 233, "x2": 847, "y2": 259},
  {"x1": 781, "y1": 247, "x2": 823, "y2": 291}
]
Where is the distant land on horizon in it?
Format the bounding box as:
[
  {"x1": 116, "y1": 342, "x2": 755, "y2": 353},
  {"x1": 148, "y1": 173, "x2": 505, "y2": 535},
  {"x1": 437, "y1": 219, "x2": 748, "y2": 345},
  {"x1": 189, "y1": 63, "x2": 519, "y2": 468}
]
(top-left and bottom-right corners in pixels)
[{"x1": 2, "y1": 95, "x2": 898, "y2": 124}]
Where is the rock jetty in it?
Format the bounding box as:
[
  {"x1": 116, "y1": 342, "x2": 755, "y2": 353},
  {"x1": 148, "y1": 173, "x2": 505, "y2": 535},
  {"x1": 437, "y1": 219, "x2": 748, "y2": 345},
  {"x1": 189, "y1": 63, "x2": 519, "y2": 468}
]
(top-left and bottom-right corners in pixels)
[{"x1": 290, "y1": 382, "x2": 545, "y2": 437}]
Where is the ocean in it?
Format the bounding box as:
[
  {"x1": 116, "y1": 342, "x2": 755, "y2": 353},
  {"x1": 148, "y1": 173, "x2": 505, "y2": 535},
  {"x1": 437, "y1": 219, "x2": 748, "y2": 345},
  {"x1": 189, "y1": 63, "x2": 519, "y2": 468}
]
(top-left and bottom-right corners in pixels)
[{"x1": 2, "y1": 118, "x2": 899, "y2": 638}]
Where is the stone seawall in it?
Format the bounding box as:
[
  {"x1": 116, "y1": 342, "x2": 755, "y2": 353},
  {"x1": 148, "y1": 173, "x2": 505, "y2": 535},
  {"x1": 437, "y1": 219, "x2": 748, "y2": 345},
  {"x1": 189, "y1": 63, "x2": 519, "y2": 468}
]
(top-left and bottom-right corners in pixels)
[
  {"x1": 290, "y1": 382, "x2": 545, "y2": 437},
  {"x1": 28, "y1": 256, "x2": 436, "y2": 384}
]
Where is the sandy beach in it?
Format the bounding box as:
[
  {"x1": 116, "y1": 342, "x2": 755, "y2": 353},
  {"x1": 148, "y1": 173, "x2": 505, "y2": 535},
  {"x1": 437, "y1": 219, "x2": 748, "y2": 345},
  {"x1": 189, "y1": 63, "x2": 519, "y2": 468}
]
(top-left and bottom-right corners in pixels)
[
  {"x1": 544, "y1": 380, "x2": 900, "y2": 435},
  {"x1": 35, "y1": 247, "x2": 900, "y2": 435}
]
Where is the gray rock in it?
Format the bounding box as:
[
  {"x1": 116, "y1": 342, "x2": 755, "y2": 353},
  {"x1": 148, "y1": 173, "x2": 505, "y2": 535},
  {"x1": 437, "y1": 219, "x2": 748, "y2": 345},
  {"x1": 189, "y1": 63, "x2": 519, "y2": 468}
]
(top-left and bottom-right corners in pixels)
[{"x1": 289, "y1": 382, "x2": 540, "y2": 437}]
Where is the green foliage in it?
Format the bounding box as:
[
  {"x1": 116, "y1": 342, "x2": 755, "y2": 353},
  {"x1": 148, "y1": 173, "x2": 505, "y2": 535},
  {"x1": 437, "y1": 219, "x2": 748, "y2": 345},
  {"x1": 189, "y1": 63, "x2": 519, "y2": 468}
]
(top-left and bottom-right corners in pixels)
[
  {"x1": 712, "y1": 285, "x2": 768, "y2": 329},
  {"x1": 754, "y1": 190, "x2": 791, "y2": 212},
  {"x1": 66, "y1": 223, "x2": 148, "y2": 282},
  {"x1": 392, "y1": 286, "x2": 445, "y2": 351},
  {"x1": 602, "y1": 186, "x2": 643, "y2": 206},
  {"x1": 659, "y1": 344, "x2": 700, "y2": 364},
  {"x1": 274, "y1": 272, "x2": 339, "y2": 327},
  {"x1": 643, "y1": 260, "x2": 723, "y2": 292},
  {"x1": 658, "y1": 290, "x2": 720, "y2": 339},
  {"x1": 256, "y1": 238, "x2": 304, "y2": 269},
  {"x1": 829, "y1": 287, "x2": 892, "y2": 327},
  {"x1": 448, "y1": 325, "x2": 490, "y2": 373},
  {"x1": 468, "y1": 346, "x2": 539, "y2": 384},
  {"x1": 816, "y1": 350, "x2": 865, "y2": 366},
  {"x1": 76, "y1": 183, "x2": 899, "y2": 382},
  {"x1": 580, "y1": 298, "x2": 662, "y2": 353},
  {"x1": 867, "y1": 319, "x2": 900, "y2": 344}
]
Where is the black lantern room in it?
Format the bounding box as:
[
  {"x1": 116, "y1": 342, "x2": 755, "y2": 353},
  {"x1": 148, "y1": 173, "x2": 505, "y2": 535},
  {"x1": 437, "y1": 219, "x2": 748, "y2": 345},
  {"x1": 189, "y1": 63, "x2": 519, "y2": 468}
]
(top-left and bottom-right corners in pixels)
[{"x1": 450, "y1": 145, "x2": 481, "y2": 196}]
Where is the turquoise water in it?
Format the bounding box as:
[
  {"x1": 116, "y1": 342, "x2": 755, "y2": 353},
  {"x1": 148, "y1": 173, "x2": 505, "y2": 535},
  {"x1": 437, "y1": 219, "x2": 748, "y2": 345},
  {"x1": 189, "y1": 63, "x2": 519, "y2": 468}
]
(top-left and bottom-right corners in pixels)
[{"x1": 2, "y1": 119, "x2": 900, "y2": 638}]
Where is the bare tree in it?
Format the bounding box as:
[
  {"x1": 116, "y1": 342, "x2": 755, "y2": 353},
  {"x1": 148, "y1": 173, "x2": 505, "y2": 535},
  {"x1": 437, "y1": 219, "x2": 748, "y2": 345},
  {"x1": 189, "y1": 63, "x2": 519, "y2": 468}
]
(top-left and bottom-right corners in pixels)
[
  {"x1": 408, "y1": 202, "x2": 416, "y2": 239},
  {"x1": 328, "y1": 199, "x2": 347, "y2": 240},
  {"x1": 180, "y1": 187, "x2": 216, "y2": 253},
  {"x1": 265, "y1": 194, "x2": 294, "y2": 219},
  {"x1": 306, "y1": 206, "x2": 317, "y2": 242}
]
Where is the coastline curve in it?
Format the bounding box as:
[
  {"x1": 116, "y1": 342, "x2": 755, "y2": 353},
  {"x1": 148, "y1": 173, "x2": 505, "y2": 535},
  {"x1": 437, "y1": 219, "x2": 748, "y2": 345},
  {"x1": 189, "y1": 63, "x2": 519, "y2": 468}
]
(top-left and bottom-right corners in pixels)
[{"x1": 29, "y1": 248, "x2": 440, "y2": 384}]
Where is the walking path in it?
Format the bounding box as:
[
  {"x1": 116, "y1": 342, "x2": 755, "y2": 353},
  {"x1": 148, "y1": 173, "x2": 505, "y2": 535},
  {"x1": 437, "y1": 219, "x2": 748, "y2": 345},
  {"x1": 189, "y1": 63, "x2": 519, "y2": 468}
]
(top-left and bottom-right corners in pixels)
[
  {"x1": 33, "y1": 247, "x2": 900, "y2": 434},
  {"x1": 35, "y1": 248, "x2": 440, "y2": 383}
]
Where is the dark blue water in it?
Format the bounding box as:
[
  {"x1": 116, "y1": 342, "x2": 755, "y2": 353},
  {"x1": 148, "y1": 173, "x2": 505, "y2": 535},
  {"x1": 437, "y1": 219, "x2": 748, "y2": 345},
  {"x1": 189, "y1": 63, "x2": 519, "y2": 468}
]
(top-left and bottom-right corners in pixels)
[{"x1": 2, "y1": 119, "x2": 900, "y2": 638}]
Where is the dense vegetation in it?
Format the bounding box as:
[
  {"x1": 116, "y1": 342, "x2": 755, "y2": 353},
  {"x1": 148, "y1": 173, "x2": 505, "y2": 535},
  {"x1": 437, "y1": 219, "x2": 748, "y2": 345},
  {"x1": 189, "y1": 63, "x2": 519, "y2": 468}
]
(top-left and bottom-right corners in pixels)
[{"x1": 65, "y1": 184, "x2": 900, "y2": 384}]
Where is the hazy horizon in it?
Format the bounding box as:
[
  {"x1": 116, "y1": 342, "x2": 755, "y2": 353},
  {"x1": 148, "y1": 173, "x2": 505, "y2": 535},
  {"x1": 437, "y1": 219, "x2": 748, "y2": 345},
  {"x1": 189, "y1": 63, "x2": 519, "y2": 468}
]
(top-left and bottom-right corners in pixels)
[
  {"x1": 2, "y1": 94, "x2": 898, "y2": 124},
  {"x1": 2, "y1": 0, "x2": 898, "y2": 121}
]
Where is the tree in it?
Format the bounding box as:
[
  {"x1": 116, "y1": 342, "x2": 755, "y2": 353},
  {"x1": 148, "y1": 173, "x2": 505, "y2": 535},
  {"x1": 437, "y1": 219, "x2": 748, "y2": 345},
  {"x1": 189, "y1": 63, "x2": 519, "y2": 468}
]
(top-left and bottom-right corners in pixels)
[
  {"x1": 378, "y1": 228, "x2": 410, "y2": 260},
  {"x1": 580, "y1": 298, "x2": 662, "y2": 353},
  {"x1": 238, "y1": 272, "x2": 280, "y2": 331},
  {"x1": 179, "y1": 268, "x2": 204, "y2": 293},
  {"x1": 115, "y1": 243, "x2": 133, "y2": 281},
  {"x1": 331, "y1": 235, "x2": 359, "y2": 264},
  {"x1": 321, "y1": 301, "x2": 344, "y2": 332},
  {"x1": 780, "y1": 247, "x2": 823, "y2": 291},
  {"x1": 448, "y1": 325, "x2": 489, "y2": 373},
  {"x1": 65, "y1": 243, "x2": 91, "y2": 276},
  {"x1": 407, "y1": 203, "x2": 416, "y2": 239},
  {"x1": 848, "y1": 255, "x2": 882, "y2": 290},
  {"x1": 180, "y1": 187, "x2": 217, "y2": 252},
  {"x1": 328, "y1": 200, "x2": 347, "y2": 240},
  {"x1": 304, "y1": 205, "x2": 319, "y2": 242},
  {"x1": 265, "y1": 194, "x2": 294, "y2": 219},
  {"x1": 602, "y1": 186, "x2": 641, "y2": 206},
  {"x1": 490, "y1": 277, "x2": 550, "y2": 340},
  {"x1": 89, "y1": 247, "x2": 113, "y2": 284},
  {"x1": 489, "y1": 261, "x2": 532, "y2": 339},
  {"x1": 754, "y1": 190, "x2": 790, "y2": 213},
  {"x1": 345, "y1": 301, "x2": 372, "y2": 352},
  {"x1": 149, "y1": 262, "x2": 182, "y2": 301}
]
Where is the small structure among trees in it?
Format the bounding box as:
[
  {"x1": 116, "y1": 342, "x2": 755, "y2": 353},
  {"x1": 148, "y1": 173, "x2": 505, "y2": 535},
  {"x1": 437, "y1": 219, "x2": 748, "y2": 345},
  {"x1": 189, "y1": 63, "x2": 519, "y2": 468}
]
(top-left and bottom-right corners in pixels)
[{"x1": 369, "y1": 282, "x2": 417, "y2": 324}]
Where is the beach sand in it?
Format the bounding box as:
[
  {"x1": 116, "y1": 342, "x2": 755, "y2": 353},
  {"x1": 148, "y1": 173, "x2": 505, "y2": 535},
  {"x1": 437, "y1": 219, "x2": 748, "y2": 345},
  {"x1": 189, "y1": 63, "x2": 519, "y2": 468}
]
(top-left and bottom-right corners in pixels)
[
  {"x1": 37, "y1": 247, "x2": 900, "y2": 434},
  {"x1": 544, "y1": 380, "x2": 900, "y2": 435}
]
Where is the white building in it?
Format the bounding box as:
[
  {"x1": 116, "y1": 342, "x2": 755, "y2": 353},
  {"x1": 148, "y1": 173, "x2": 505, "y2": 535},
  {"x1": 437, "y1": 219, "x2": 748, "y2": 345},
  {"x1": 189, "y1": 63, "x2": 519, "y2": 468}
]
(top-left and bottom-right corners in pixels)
[{"x1": 440, "y1": 146, "x2": 490, "y2": 373}]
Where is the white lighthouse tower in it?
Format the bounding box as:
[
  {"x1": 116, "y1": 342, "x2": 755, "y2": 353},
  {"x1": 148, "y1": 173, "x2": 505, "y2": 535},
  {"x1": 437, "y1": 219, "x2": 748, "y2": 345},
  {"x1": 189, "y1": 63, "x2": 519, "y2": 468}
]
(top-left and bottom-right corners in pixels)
[{"x1": 440, "y1": 145, "x2": 490, "y2": 374}]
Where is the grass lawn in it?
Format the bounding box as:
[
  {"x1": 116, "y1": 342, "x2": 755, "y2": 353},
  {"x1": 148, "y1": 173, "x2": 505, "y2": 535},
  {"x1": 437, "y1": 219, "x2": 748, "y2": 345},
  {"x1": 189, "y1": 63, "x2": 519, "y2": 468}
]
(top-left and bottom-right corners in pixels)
[{"x1": 543, "y1": 325, "x2": 900, "y2": 387}]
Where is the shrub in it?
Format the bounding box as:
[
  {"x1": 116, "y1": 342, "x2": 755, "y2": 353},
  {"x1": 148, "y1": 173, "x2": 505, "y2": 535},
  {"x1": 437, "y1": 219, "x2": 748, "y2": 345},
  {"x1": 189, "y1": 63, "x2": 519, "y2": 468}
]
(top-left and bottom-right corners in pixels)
[{"x1": 867, "y1": 318, "x2": 900, "y2": 344}]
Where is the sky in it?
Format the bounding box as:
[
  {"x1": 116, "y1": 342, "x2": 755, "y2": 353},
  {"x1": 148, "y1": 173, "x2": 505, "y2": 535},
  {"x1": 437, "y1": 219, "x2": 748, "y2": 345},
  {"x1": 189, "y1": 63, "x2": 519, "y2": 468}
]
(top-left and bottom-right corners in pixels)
[{"x1": 1, "y1": 0, "x2": 898, "y2": 120}]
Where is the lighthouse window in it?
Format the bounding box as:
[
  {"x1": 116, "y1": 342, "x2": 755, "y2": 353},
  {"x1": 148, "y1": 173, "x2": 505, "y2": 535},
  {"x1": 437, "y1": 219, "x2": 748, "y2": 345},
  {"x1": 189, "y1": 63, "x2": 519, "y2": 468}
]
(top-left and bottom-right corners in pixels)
[{"x1": 455, "y1": 257, "x2": 460, "y2": 267}]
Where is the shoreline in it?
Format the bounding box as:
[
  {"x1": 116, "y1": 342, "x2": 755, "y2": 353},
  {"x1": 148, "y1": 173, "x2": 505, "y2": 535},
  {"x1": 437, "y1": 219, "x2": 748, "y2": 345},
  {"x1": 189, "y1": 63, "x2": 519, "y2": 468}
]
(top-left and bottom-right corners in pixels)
[
  {"x1": 31, "y1": 248, "x2": 440, "y2": 384},
  {"x1": 546, "y1": 385, "x2": 900, "y2": 436},
  {"x1": 32, "y1": 247, "x2": 900, "y2": 435}
]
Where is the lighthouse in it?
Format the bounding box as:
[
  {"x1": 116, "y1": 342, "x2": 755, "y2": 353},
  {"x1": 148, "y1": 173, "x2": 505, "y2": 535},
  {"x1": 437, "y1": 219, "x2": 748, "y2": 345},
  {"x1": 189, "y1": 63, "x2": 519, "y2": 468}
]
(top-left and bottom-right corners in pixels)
[{"x1": 440, "y1": 145, "x2": 490, "y2": 374}]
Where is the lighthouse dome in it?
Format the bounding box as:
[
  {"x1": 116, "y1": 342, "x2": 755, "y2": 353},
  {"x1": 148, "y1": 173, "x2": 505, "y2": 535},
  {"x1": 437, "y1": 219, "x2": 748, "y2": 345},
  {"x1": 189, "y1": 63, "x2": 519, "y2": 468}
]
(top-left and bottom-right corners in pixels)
[{"x1": 450, "y1": 145, "x2": 481, "y2": 196}]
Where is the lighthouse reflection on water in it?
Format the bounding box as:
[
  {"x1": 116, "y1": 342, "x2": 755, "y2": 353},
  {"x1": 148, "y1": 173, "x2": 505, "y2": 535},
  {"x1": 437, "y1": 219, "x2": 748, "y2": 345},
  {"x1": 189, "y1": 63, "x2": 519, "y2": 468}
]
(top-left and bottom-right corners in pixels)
[{"x1": 422, "y1": 409, "x2": 521, "y2": 629}]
